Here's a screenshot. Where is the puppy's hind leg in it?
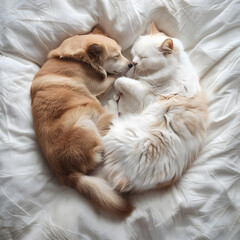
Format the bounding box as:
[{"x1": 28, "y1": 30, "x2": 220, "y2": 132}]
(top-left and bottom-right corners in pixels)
[
  {"x1": 92, "y1": 144, "x2": 105, "y2": 166},
  {"x1": 97, "y1": 113, "x2": 114, "y2": 136}
]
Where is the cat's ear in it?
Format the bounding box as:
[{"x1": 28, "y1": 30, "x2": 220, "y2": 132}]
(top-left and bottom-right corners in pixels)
[
  {"x1": 151, "y1": 22, "x2": 160, "y2": 35},
  {"x1": 160, "y1": 38, "x2": 174, "y2": 54}
]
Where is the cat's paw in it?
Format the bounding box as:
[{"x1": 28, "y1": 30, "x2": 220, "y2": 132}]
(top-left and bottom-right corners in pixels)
[
  {"x1": 114, "y1": 76, "x2": 126, "y2": 83},
  {"x1": 114, "y1": 77, "x2": 129, "y2": 89}
]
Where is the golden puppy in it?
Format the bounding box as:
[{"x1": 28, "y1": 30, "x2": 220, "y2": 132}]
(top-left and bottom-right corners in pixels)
[{"x1": 31, "y1": 26, "x2": 133, "y2": 215}]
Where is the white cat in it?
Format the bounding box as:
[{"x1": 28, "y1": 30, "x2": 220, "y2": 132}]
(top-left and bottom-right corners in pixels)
[{"x1": 102, "y1": 23, "x2": 208, "y2": 193}]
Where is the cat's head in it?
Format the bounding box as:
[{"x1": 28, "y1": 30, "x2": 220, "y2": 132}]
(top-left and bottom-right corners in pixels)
[{"x1": 130, "y1": 23, "x2": 183, "y2": 77}]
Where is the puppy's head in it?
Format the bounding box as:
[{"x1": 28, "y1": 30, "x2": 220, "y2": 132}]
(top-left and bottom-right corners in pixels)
[{"x1": 48, "y1": 26, "x2": 131, "y2": 76}]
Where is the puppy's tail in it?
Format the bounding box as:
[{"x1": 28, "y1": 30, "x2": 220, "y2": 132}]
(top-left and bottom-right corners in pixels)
[{"x1": 64, "y1": 173, "x2": 134, "y2": 216}]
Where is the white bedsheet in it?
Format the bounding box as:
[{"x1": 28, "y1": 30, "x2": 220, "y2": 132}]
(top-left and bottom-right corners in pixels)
[{"x1": 0, "y1": 0, "x2": 240, "y2": 239}]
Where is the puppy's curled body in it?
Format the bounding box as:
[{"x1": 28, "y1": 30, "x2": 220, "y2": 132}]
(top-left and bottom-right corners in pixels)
[{"x1": 31, "y1": 28, "x2": 133, "y2": 215}]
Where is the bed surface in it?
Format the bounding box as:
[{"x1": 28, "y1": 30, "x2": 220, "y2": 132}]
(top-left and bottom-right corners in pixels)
[{"x1": 1, "y1": 0, "x2": 240, "y2": 239}]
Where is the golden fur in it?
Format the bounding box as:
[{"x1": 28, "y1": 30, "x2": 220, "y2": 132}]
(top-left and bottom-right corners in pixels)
[{"x1": 31, "y1": 26, "x2": 133, "y2": 215}]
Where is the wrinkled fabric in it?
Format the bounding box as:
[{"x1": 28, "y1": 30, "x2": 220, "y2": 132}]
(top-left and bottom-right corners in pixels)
[{"x1": 0, "y1": 0, "x2": 240, "y2": 239}]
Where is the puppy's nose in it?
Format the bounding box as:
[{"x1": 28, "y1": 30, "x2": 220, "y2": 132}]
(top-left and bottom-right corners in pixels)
[
  {"x1": 132, "y1": 61, "x2": 137, "y2": 66},
  {"x1": 128, "y1": 63, "x2": 133, "y2": 69}
]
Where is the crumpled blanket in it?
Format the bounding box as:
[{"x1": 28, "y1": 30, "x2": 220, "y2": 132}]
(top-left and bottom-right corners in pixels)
[{"x1": 0, "y1": 0, "x2": 240, "y2": 239}]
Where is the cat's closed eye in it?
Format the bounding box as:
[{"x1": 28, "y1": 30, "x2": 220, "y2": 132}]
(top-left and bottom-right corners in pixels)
[{"x1": 136, "y1": 54, "x2": 147, "y2": 59}]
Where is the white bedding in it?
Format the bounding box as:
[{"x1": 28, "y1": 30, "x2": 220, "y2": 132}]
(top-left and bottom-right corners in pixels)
[{"x1": 0, "y1": 0, "x2": 240, "y2": 239}]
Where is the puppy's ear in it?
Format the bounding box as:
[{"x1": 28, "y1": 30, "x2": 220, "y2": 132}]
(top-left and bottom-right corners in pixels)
[
  {"x1": 48, "y1": 46, "x2": 62, "y2": 59},
  {"x1": 48, "y1": 35, "x2": 87, "y2": 61},
  {"x1": 160, "y1": 38, "x2": 174, "y2": 55},
  {"x1": 87, "y1": 43, "x2": 103, "y2": 63},
  {"x1": 91, "y1": 25, "x2": 106, "y2": 36}
]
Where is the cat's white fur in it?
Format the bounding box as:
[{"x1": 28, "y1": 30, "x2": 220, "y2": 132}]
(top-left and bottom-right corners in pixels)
[{"x1": 102, "y1": 24, "x2": 208, "y2": 193}]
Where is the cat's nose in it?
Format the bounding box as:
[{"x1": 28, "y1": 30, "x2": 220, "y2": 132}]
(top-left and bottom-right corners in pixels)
[
  {"x1": 128, "y1": 63, "x2": 133, "y2": 69},
  {"x1": 132, "y1": 61, "x2": 137, "y2": 66}
]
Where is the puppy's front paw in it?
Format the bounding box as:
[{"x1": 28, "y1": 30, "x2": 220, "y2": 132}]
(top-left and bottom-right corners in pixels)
[{"x1": 105, "y1": 99, "x2": 118, "y2": 114}]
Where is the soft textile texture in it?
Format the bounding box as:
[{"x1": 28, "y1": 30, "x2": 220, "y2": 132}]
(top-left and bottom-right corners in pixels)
[{"x1": 0, "y1": 0, "x2": 240, "y2": 239}]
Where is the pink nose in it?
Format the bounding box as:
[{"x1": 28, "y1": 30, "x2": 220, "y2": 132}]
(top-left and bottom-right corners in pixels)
[{"x1": 132, "y1": 61, "x2": 137, "y2": 66}]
